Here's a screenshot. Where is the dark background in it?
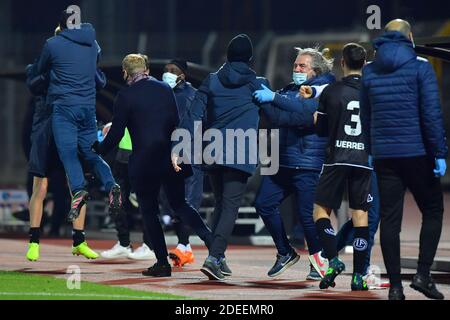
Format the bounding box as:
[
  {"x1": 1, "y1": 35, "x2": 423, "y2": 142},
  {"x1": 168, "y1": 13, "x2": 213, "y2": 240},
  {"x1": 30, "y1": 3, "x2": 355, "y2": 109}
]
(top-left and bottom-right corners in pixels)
[{"x1": 0, "y1": 0, "x2": 449, "y2": 186}]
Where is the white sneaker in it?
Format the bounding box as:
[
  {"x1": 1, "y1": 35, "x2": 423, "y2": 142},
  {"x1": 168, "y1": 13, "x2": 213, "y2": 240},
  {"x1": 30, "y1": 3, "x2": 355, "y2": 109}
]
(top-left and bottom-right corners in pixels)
[
  {"x1": 100, "y1": 241, "x2": 132, "y2": 259},
  {"x1": 308, "y1": 251, "x2": 328, "y2": 278},
  {"x1": 127, "y1": 243, "x2": 156, "y2": 260},
  {"x1": 363, "y1": 266, "x2": 390, "y2": 290}
]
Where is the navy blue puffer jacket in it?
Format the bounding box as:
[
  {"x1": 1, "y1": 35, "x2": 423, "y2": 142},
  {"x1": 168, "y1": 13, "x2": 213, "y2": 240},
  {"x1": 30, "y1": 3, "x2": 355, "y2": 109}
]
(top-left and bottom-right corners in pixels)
[
  {"x1": 360, "y1": 31, "x2": 448, "y2": 159},
  {"x1": 267, "y1": 73, "x2": 335, "y2": 171}
]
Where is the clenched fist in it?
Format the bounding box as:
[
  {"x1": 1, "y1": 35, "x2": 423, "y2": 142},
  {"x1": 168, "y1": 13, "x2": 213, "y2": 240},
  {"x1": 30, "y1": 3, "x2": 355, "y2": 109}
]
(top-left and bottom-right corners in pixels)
[{"x1": 300, "y1": 85, "x2": 313, "y2": 99}]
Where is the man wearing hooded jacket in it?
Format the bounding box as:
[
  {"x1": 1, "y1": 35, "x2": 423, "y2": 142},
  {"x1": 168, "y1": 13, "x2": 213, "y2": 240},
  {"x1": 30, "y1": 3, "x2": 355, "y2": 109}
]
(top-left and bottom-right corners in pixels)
[
  {"x1": 360, "y1": 19, "x2": 447, "y2": 300},
  {"x1": 35, "y1": 10, "x2": 121, "y2": 229},
  {"x1": 175, "y1": 34, "x2": 263, "y2": 280},
  {"x1": 174, "y1": 34, "x2": 316, "y2": 280}
]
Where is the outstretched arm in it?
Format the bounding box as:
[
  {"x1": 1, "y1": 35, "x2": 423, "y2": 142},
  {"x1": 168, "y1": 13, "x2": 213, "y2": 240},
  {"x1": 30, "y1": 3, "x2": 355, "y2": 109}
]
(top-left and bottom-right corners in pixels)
[{"x1": 97, "y1": 91, "x2": 129, "y2": 155}]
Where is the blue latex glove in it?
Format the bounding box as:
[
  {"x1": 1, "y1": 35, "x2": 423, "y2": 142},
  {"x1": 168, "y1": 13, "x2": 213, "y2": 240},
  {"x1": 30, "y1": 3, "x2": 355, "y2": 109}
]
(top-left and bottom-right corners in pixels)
[
  {"x1": 97, "y1": 130, "x2": 104, "y2": 143},
  {"x1": 434, "y1": 158, "x2": 447, "y2": 177},
  {"x1": 253, "y1": 84, "x2": 275, "y2": 103}
]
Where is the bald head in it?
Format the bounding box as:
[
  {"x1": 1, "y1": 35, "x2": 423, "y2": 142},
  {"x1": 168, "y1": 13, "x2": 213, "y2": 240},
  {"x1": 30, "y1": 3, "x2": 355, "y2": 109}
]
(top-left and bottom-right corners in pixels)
[{"x1": 385, "y1": 19, "x2": 411, "y2": 37}]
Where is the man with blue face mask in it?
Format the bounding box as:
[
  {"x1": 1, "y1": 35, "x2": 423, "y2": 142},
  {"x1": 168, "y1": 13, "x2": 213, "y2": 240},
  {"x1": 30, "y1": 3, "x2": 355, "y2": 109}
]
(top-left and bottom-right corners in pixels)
[
  {"x1": 253, "y1": 47, "x2": 336, "y2": 281},
  {"x1": 160, "y1": 59, "x2": 203, "y2": 268}
]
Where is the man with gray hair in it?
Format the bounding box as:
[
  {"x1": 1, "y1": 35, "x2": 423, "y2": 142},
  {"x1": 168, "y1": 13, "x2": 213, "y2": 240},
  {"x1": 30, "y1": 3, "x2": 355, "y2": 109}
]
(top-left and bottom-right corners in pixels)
[
  {"x1": 253, "y1": 47, "x2": 335, "y2": 280},
  {"x1": 360, "y1": 19, "x2": 447, "y2": 300}
]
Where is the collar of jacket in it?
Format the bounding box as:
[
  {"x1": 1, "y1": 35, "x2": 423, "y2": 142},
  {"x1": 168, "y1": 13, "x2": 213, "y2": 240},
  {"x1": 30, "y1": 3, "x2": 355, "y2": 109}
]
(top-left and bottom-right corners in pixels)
[{"x1": 127, "y1": 72, "x2": 149, "y2": 86}]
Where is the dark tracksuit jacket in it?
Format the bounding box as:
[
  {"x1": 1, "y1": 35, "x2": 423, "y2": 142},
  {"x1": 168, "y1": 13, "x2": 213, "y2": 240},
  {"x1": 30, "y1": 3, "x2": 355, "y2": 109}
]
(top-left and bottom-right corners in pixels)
[
  {"x1": 98, "y1": 77, "x2": 213, "y2": 262},
  {"x1": 34, "y1": 23, "x2": 113, "y2": 193}
]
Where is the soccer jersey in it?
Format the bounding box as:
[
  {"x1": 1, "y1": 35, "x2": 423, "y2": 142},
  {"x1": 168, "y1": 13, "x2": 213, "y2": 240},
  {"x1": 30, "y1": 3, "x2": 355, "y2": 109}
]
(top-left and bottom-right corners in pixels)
[{"x1": 316, "y1": 75, "x2": 370, "y2": 169}]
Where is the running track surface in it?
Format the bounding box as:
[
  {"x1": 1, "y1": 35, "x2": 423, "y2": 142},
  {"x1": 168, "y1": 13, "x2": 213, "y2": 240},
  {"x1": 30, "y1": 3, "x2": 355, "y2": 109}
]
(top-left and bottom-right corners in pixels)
[{"x1": 1, "y1": 191, "x2": 450, "y2": 300}]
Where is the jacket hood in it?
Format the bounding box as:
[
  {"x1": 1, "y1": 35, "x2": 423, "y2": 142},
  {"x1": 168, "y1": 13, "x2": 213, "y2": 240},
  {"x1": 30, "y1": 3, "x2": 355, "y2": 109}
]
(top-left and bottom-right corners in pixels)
[
  {"x1": 217, "y1": 62, "x2": 256, "y2": 88},
  {"x1": 59, "y1": 23, "x2": 96, "y2": 46},
  {"x1": 372, "y1": 31, "x2": 416, "y2": 72}
]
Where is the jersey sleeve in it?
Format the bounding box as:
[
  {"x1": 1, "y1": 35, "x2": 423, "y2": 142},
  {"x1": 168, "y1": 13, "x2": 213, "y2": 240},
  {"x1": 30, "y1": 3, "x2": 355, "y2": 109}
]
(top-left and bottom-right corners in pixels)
[
  {"x1": 315, "y1": 86, "x2": 330, "y2": 137},
  {"x1": 311, "y1": 84, "x2": 329, "y2": 99}
]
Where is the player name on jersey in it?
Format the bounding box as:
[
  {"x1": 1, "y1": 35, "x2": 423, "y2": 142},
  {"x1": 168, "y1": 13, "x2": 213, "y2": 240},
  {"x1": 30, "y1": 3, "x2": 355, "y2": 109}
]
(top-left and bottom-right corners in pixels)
[{"x1": 335, "y1": 140, "x2": 365, "y2": 150}]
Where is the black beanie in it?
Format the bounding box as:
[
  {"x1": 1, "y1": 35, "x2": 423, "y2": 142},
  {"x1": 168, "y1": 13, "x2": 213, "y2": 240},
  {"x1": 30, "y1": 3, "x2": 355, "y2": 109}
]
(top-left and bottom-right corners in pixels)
[
  {"x1": 169, "y1": 59, "x2": 188, "y2": 75},
  {"x1": 227, "y1": 34, "x2": 253, "y2": 63}
]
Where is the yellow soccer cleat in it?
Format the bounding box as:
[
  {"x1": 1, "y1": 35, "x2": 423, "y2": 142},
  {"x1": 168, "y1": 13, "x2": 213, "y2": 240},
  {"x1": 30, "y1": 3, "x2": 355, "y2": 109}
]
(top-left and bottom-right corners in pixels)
[
  {"x1": 26, "y1": 243, "x2": 40, "y2": 261},
  {"x1": 72, "y1": 241, "x2": 99, "y2": 260}
]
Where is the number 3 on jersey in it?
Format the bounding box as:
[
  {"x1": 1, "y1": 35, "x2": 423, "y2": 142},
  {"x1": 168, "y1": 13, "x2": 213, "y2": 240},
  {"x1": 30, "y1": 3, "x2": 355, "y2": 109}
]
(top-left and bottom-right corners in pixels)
[{"x1": 344, "y1": 101, "x2": 361, "y2": 136}]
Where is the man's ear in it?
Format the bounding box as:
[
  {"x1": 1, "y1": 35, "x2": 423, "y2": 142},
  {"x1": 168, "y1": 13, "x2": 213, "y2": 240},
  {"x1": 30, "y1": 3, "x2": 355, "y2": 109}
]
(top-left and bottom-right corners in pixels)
[
  {"x1": 179, "y1": 73, "x2": 186, "y2": 81},
  {"x1": 341, "y1": 58, "x2": 345, "y2": 69}
]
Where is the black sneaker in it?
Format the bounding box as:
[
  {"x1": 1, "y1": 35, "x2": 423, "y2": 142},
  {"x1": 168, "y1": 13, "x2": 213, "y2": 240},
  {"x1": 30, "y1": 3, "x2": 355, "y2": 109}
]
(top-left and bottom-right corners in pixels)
[
  {"x1": 142, "y1": 263, "x2": 171, "y2": 277},
  {"x1": 201, "y1": 256, "x2": 225, "y2": 280},
  {"x1": 68, "y1": 190, "x2": 89, "y2": 222},
  {"x1": 389, "y1": 286, "x2": 405, "y2": 300},
  {"x1": 319, "y1": 257, "x2": 345, "y2": 289},
  {"x1": 267, "y1": 250, "x2": 300, "y2": 278},
  {"x1": 219, "y1": 257, "x2": 232, "y2": 276},
  {"x1": 109, "y1": 184, "x2": 122, "y2": 216},
  {"x1": 410, "y1": 273, "x2": 444, "y2": 300}
]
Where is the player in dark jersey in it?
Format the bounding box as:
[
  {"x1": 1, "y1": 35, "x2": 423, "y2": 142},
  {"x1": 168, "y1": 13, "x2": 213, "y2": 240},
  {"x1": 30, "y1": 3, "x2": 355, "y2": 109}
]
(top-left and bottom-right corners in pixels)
[{"x1": 312, "y1": 43, "x2": 371, "y2": 291}]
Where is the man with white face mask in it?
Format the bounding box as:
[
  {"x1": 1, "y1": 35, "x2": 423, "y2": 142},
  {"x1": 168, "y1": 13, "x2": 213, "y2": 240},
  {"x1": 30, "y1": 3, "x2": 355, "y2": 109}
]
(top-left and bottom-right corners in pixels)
[
  {"x1": 161, "y1": 59, "x2": 203, "y2": 268},
  {"x1": 253, "y1": 47, "x2": 335, "y2": 281}
]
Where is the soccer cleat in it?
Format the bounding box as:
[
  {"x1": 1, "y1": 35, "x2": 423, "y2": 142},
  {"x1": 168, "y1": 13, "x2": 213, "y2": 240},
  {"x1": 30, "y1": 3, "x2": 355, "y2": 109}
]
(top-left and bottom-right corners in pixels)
[
  {"x1": 319, "y1": 257, "x2": 345, "y2": 289},
  {"x1": 169, "y1": 248, "x2": 195, "y2": 267},
  {"x1": 351, "y1": 273, "x2": 369, "y2": 291},
  {"x1": 308, "y1": 251, "x2": 328, "y2": 278},
  {"x1": 127, "y1": 243, "x2": 156, "y2": 260},
  {"x1": 67, "y1": 190, "x2": 89, "y2": 222},
  {"x1": 108, "y1": 184, "x2": 122, "y2": 216},
  {"x1": 26, "y1": 243, "x2": 40, "y2": 261},
  {"x1": 410, "y1": 273, "x2": 444, "y2": 300},
  {"x1": 267, "y1": 250, "x2": 300, "y2": 278},
  {"x1": 142, "y1": 263, "x2": 171, "y2": 277},
  {"x1": 100, "y1": 241, "x2": 132, "y2": 259},
  {"x1": 72, "y1": 241, "x2": 99, "y2": 259},
  {"x1": 363, "y1": 271, "x2": 390, "y2": 290},
  {"x1": 200, "y1": 256, "x2": 225, "y2": 280},
  {"x1": 219, "y1": 257, "x2": 232, "y2": 276}
]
